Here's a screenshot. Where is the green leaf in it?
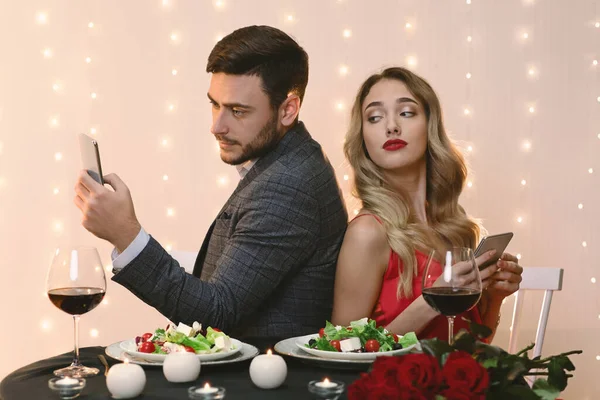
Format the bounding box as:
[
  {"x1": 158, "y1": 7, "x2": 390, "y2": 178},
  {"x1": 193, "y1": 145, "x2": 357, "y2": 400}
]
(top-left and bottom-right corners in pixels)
[
  {"x1": 502, "y1": 384, "x2": 541, "y2": 400},
  {"x1": 434, "y1": 396, "x2": 446, "y2": 400},
  {"x1": 419, "y1": 338, "x2": 453, "y2": 360},
  {"x1": 547, "y1": 359, "x2": 568, "y2": 391},
  {"x1": 467, "y1": 318, "x2": 493, "y2": 339},
  {"x1": 482, "y1": 358, "x2": 499, "y2": 369},
  {"x1": 452, "y1": 330, "x2": 476, "y2": 354},
  {"x1": 398, "y1": 332, "x2": 418, "y2": 348},
  {"x1": 532, "y1": 379, "x2": 561, "y2": 400},
  {"x1": 182, "y1": 336, "x2": 211, "y2": 352},
  {"x1": 323, "y1": 321, "x2": 338, "y2": 338}
]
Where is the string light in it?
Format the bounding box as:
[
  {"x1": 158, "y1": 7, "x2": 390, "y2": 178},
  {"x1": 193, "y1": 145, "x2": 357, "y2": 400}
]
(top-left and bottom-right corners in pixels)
[
  {"x1": 592, "y1": 277, "x2": 597, "y2": 284},
  {"x1": 53, "y1": 220, "x2": 63, "y2": 233},
  {"x1": 595, "y1": 22, "x2": 600, "y2": 28},
  {"x1": 50, "y1": 116, "x2": 59, "y2": 127},
  {"x1": 217, "y1": 176, "x2": 229, "y2": 187},
  {"x1": 405, "y1": 22, "x2": 413, "y2": 30},
  {"x1": 91, "y1": 92, "x2": 97, "y2": 99},
  {"x1": 161, "y1": 138, "x2": 170, "y2": 147},
  {"x1": 170, "y1": 32, "x2": 178, "y2": 42},
  {"x1": 466, "y1": 72, "x2": 472, "y2": 79},
  {"x1": 90, "y1": 127, "x2": 97, "y2": 135},
  {"x1": 467, "y1": 181, "x2": 473, "y2": 188},
  {"x1": 353, "y1": 209, "x2": 359, "y2": 215},
  {"x1": 528, "y1": 106, "x2": 535, "y2": 113},
  {"x1": 85, "y1": 56, "x2": 92, "y2": 63},
  {"x1": 339, "y1": 65, "x2": 349, "y2": 76},
  {"x1": 41, "y1": 320, "x2": 52, "y2": 331},
  {"x1": 463, "y1": 108, "x2": 471, "y2": 115},
  {"x1": 36, "y1": 12, "x2": 48, "y2": 24},
  {"x1": 103, "y1": 298, "x2": 109, "y2": 305},
  {"x1": 583, "y1": 241, "x2": 588, "y2": 247},
  {"x1": 171, "y1": 69, "x2": 178, "y2": 76},
  {"x1": 54, "y1": 152, "x2": 62, "y2": 161},
  {"x1": 53, "y1": 188, "x2": 59, "y2": 195},
  {"x1": 593, "y1": 60, "x2": 598, "y2": 66},
  {"x1": 342, "y1": 29, "x2": 352, "y2": 38},
  {"x1": 406, "y1": 56, "x2": 417, "y2": 67},
  {"x1": 215, "y1": 34, "x2": 223, "y2": 42},
  {"x1": 286, "y1": 14, "x2": 294, "y2": 22},
  {"x1": 166, "y1": 208, "x2": 175, "y2": 217},
  {"x1": 517, "y1": 216, "x2": 523, "y2": 223},
  {"x1": 43, "y1": 48, "x2": 53, "y2": 58},
  {"x1": 597, "y1": 355, "x2": 600, "y2": 361},
  {"x1": 163, "y1": 174, "x2": 169, "y2": 181},
  {"x1": 467, "y1": 35, "x2": 472, "y2": 42},
  {"x1": 578, "y1": 203, "x2": 584, "y2": 209},
  {"x1": 589, "y1": 168, "x2": 594, "y2": 174},
  {"x1": 521, "y1": 179, "x2": 527, "y2": 186},
  {"x1": 162, "y1": 0, "x2": 170, "y2": 6},
  {"x1": 168, "y1": 104, "x2": 175, "y2": 112},
  {"x1": 52, "y1": 83, "x2": 61, "y2": 92},
  {"x1": 90, "y1": 329, "x2": 99, "y2": 338},
  {"x1": 516, "y1": 254, "x2": 522, "y2": 260},
  {"x1": 215, "y1": 0, "x2": 225, "y2": 8},
  {"x1": 343, "y1": 174, "x2": 349, "y2": 181},
  {"x1": 165, "y1": 244, "x2": 173, "y2": 252},
  {"x1": 336, "y1": 102, "x2": 344, "y2": 111},
  {"x1": 467, "y1": 145, "x2": 473, "y2": 152},
  {"x1": 523, "y1": 32, "x2": 529, "y2": 39},
  {"x1": 466, "y1": 0, "x2": 471, "y2": 4},
  {"x1": 88, "y1": 22, "x2": 94, "y2": 28},
  {"x1": 522, "y1": 140, "x2": 532, "y2": 151},
  {"x1": 105, "y1": 264, "x2": 112, "y2": 272}
]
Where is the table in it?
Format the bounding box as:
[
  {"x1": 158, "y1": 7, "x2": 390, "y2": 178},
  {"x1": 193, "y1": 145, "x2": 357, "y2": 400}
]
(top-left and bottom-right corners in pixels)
[{"x1": 0, "y1": 340, "x2": 365, "y2": 400}]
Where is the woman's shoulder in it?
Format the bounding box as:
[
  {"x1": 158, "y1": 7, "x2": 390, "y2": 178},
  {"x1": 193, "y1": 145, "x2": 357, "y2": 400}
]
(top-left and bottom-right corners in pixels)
[{"x1": 344, "y1": 212, "x2": 388, "y2": 251}]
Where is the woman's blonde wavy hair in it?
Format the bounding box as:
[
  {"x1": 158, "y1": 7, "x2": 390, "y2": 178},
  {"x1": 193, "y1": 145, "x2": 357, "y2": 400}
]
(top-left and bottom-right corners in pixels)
[{"x1": 344, "y1": 67, "x2": 482, "y2": 298}]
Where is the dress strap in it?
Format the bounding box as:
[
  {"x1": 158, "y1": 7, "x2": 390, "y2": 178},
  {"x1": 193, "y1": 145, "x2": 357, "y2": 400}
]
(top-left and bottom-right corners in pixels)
[{"x1": 351, "y1": 213, "x2": 383, "y2": 225}]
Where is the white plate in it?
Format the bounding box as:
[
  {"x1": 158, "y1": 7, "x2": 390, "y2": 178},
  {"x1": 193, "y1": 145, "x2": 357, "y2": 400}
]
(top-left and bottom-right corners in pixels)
[
  {"x1": 293, "y1": 334, "x2": 418, "y2": 361},
  {"x1": 119, "y1": 338, "x2": 242, "y2": 362},
  {"x1": 106, "y1": 340, "x2": 258, "y2": 366}
]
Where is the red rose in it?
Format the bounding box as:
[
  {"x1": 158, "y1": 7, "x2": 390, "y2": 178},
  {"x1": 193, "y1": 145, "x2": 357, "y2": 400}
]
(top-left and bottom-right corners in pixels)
[
  {"x1": 392, "y1": 354, "x2": 442, "y2": 393},
  {"x1": 442, "y1": 351, "x2": 489, "y2": 396},
  {"x1": 441, "y1": 387, "x2": 485, "y2": 400}
]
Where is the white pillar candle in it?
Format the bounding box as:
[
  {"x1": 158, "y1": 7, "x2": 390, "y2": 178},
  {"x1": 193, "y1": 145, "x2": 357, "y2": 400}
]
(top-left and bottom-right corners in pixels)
[
  {"x1": 54, "y1": 377, "x2": 79, "y2": 386},
  {"x1": 163, "y1": 351, "x2": 201, "y2": 382},
  {"x1": 195, "y1": 383, "x2": 219, "y2": 394},
  {"x1": 106, "y1": 359, "x2": 146, "y2": 399},
  {"x1": 249, "y1": 349, "x2": 287, "y2": 389}
]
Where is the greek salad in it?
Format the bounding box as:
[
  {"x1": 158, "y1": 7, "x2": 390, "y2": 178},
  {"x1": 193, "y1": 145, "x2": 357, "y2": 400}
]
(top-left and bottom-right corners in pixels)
[
  {"x1": 306, "y1": 318, "x2": 418, "y2": 353},
  {"x1": 135, "y1": 321, "x2": 236, "y2": 355}
]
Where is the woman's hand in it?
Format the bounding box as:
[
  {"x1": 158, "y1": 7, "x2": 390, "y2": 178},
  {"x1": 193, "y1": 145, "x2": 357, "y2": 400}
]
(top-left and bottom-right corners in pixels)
[{"x1": 483, "y1": 253, "x2": 523, "y2": 300}]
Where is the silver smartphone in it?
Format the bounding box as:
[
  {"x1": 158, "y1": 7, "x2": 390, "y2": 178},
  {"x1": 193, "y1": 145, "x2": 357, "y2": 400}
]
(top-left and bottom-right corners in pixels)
[
  {"x1": 78, "y1": 133, "x2": 104, "y2": 185},
  {"x1": 474, "y1": 232, "x2": 514, "y2": 270}
]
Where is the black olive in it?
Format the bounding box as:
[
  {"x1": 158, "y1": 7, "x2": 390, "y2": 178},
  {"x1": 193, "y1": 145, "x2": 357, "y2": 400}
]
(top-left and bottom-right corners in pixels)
[
  {"x1": 392, "y1": 343, "x2": 403, "y2": 350},
  {"x1": 308, "y1": 339, "x2": 316, "y2": 346}
]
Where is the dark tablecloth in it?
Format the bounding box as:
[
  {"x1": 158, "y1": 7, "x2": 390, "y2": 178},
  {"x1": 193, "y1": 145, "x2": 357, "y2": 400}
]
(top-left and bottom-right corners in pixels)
[{"x1": 0, "y1": 339, "x2": 365, "y2": 400}]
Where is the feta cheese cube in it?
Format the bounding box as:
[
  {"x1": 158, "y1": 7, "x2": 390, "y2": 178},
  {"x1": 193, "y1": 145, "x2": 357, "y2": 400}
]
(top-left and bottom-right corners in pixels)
[
  {"x1": 176, "y1": 322, "x2": 194, "y2": 336},
  {"x1": 340, "y1": 337, "x2": 362, "y2": 352},
  {"x1": 214, "y1": 336, "x2": 232, "y2": 350},
  {"x1": 192, "y1": 321, "x2": 202, "y2": 335},
  {"x1": 335, "y1": 325, "x2": 343, "y2": 331}
]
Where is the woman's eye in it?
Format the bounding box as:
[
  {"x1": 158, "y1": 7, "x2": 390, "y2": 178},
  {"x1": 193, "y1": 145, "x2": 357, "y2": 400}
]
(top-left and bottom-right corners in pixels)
[
  {"x1": 367, "y1": 115, "x2": 382, "y2": 123},
  {"x1": 400, "y1": 111, "x2": 415, "y2": 117}
]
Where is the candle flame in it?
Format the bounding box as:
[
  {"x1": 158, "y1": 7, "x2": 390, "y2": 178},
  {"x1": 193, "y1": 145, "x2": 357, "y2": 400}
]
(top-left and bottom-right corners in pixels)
[
  {"x1": 204, "y1": 383, "x2": 211, "y2": 389},
  {"x1": 267, "y1": 349, "x2": 272, "y2": 355},
  {"x1": 324, "y1": 378, "x2": 330, "y2": 384},
  {"x1": 124, "y1": 358, "x2": 130, "y2": 364}
]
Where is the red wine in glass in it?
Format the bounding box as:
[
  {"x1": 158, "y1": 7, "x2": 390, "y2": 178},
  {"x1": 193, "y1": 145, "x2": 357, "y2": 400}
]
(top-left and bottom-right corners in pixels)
[
  {"x1": 422, "y1": 247, "x2": 482, "y2": 344},
  {"x1": 47, "y1": 247, "x2": 106, "y2": 377}
]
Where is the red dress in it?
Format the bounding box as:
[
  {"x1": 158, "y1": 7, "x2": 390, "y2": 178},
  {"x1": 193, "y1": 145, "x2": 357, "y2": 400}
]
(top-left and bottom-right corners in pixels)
[{"x1": 354, "y1": 215, "x2": 484, "y2": 339}]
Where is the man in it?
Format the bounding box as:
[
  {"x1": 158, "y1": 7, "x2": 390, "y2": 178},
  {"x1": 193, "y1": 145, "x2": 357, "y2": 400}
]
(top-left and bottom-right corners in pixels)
[{"x1": 74, "y1": 25, "x2": 348, "y2": 338}]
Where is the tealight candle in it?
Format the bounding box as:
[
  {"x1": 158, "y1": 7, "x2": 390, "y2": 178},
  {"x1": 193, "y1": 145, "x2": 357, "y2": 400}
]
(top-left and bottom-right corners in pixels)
[
  {"x1": 188, "y1": 382, "x2": 226, "y2": 399},
  {"x1": 249, "y1": 349, "x2": 287, "y2": 389},
  {"x1": 106, "y1": 359, "x2": 146, "y2": 399},
  {"x1": 163, "y1": 351, "x2": 201, "y2": 382},
  {"x1": 315, "y1": 378, "x2": 338, "y2": 388},
  {"x1": 55, "y1": 377, "x2": 79, "y2": 387},
  {"x1": 308, "y1": 378, "x2": 345, "y2": 400}
]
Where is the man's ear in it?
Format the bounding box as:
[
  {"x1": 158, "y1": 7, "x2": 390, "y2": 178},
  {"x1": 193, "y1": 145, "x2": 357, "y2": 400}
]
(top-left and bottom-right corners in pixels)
[{"x1": 279, "y1": 94, "x2": 301, "y2": 127}]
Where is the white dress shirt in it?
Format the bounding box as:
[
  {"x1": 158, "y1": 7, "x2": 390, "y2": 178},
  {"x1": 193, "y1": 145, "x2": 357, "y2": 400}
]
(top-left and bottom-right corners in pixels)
[{"x1": 111, "y1": 159, "x2": 257, "y2": 272}]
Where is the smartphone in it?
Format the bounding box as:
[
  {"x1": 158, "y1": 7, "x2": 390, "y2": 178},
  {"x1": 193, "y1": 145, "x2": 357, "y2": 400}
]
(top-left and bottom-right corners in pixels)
[
  {"x1": 474, "y1": 232, "x2": 514, "y2": 270},
  {"x1": 78, "y1": 133, "x2": 104, "y2": 185}
]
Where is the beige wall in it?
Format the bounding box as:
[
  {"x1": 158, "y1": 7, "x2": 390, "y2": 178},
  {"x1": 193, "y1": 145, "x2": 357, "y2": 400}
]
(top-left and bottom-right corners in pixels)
[{"x1": 0, "y1": 1, "x2": 597, "y2": 397}]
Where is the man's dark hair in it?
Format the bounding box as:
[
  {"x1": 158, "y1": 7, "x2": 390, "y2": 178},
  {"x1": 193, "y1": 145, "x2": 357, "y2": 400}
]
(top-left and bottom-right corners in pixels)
[{"x1": 206, "y1": 25, "x2": 309, "y2": 110}]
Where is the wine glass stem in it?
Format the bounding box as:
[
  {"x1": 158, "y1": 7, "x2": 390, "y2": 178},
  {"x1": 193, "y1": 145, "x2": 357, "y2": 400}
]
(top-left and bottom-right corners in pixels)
[
  {"x1": 72, "y1": 315, "x2": 81, "y2": 367},
  {"x1": 447, "y1": 316, "x2": 455, "y2": 345}
]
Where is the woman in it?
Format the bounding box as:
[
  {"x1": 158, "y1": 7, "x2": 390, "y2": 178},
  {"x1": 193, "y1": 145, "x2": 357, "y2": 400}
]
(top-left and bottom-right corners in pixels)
[{"x1": 332, "y1": 67, "x2": 523, "y2": 341}]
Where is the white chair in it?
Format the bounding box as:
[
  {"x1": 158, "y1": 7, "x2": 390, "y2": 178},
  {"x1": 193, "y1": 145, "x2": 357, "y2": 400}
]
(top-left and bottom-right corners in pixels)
[
  {"x1": 507, "y1": 267, "x2": 564, "y2": 358},
  {"x1": 169, "y1": 250, "x2": 198, "y2": 274}
]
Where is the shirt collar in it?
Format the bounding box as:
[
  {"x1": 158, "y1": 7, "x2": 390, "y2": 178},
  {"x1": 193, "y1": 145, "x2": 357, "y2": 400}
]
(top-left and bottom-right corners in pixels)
[{"x1": 236, "y1": 159, "x2": 257, "y2": 179}]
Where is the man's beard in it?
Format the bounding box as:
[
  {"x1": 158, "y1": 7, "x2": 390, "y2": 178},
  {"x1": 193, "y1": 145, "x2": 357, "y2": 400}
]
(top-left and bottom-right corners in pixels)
[{"x1": 219, "y1": 112, "x2": 281, "y2": 166}]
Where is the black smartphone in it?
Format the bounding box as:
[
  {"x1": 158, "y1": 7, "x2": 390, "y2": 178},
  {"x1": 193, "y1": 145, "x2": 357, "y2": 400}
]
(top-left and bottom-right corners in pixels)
[
  {"x1": 474, "y1": 232, "x2": 514, "y2": 270},
  {"x1": 78, "y1": 133, "x2": 104, "y2": 185}
]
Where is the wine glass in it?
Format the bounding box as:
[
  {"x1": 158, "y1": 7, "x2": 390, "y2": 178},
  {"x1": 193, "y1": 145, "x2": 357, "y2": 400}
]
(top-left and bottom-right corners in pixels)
[
  {"x1": 422, "y1": 247, "x2": 482, "y2": 344},
  {"x1": 46, "y1": 246, "x2": 107, "y2": 377}
]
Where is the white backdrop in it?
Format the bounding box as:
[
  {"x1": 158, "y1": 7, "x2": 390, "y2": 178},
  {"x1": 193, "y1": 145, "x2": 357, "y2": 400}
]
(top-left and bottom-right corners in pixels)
[{"x1": 0, "y1": 1, "x2": 598, "y2": 398}]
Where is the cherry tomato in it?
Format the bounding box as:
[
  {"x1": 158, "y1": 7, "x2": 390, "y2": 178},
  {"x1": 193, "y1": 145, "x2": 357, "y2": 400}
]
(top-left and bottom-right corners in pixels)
[
  {"x1": 138, "y1": 341, "x2": 156, "y2": 353},
  {"x1": 365, "y1": 339, "x2": 380, "y2": 353},
  {"x1": 387, "y1": 333, "x2": 399, "y2": 343},
  {"x1": 330, "y1": 340, "x2": 341, "y2": 352},
  {"x1": 141, "y1": 333, "x2": 153, "y2": 342},
  {"x1": 346, "y1": 327, "x2": 353, "y2": 331},
  {"x1": 212, "y1": 328, "x2": 221, "y2": 332},
  {"x1": 319, "y1": 328, "x2": 325, "y2": 338},
  {"x1": 183, "y1": 346, "x2": 196, "y2": 353}
]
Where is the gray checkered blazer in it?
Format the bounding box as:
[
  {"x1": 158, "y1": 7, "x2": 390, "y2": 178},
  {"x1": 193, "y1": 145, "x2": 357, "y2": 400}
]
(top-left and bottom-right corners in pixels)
[{"x1": 112, "y1": 122, "x2": 348, "y2": 338}]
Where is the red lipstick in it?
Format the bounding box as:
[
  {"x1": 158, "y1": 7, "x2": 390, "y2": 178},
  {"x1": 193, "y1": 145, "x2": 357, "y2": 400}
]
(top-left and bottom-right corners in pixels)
[{"x1": 383, "y1": 139, "x2": 407, "y2": 151}]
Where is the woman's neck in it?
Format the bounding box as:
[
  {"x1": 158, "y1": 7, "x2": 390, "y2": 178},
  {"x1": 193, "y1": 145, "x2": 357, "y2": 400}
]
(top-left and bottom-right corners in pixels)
[{"x1": 384, "y1": 160, "x2": 428, "y2": 223}]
